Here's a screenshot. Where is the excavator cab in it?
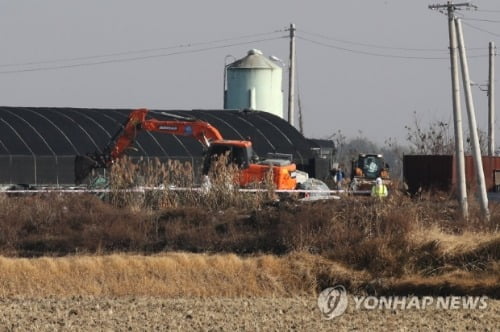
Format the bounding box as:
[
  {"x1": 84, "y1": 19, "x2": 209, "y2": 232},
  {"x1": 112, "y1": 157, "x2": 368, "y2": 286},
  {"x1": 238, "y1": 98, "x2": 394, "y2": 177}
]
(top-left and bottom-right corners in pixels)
[
  {"x1": 202, "y1": 141, "x2": 254, "y2": 174},
  {"x1": 201, "y1": 140, "x2": 297, "y2": 189}
]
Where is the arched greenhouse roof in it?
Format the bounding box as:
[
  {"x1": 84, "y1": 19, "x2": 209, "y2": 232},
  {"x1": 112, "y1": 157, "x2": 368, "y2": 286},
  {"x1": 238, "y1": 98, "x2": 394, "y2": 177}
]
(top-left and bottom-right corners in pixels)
[{"x1": 0, "y1": 107, "x2": 321, "y2": 185}]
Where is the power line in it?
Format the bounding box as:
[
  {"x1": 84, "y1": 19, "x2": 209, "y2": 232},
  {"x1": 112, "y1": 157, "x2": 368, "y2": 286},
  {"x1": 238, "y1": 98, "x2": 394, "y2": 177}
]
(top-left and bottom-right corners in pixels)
[
  {"x1": 298, "y1": 35, "x2": 447, "y2": 60},
  {"x1": 0, "y1": 36, "x2": 286, "y2": 75},
  {"x1": 300, "y1": 29, "x2": 448, "y2": 53},
  {"x1": 475, "y1": 9, "x2": 500, "y2": 13},
  {"x1": 1, "y1": 26, "x2": 492, "y2": 75},
  {"x1": 461, "y1": 17, "x2": 500, "y2": 23},
  {"x1": 462, "y1": 21, "x2": 500, "y2": 37},
  {"x1": 298, "y1": 35, "x2": 490, "y2": 60},
  {"x1": 300, "y1": 28, "x2": 487, "y2": 52},
  {"x1": 0, "y1": 30, "x2": 284, "y2": 69}
]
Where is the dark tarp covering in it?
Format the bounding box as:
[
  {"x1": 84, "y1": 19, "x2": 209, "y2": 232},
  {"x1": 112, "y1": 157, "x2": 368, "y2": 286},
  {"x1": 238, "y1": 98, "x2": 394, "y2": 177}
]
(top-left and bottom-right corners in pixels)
[{"x1": 0, "y1": 107, "x2": 329, "y2": 185}]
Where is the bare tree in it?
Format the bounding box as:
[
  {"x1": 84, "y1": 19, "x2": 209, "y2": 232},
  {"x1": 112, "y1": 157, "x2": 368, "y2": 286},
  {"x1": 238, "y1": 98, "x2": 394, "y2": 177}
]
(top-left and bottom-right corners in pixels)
[
  {"x1": 405, "y1": 111, "x2": 454, "y2": 155},
  {"x1": 381, "y1": 137, "x2": 407, "y2": 180},
  {"x1": 405, "y1": 111, "x2": 487, "y2": 155}
]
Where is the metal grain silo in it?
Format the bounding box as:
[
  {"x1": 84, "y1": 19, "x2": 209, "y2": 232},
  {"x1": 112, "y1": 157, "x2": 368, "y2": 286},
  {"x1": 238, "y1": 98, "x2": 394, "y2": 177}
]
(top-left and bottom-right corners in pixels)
[{"x1": 224, "y1": 49, "x2": 283, "y2": 118}]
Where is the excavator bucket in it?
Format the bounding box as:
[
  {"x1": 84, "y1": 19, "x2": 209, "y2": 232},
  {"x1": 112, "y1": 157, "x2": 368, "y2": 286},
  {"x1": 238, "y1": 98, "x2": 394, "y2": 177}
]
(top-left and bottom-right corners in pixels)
[{"x1": 74, "y1": 155, "x2": 100, "y2": 185}]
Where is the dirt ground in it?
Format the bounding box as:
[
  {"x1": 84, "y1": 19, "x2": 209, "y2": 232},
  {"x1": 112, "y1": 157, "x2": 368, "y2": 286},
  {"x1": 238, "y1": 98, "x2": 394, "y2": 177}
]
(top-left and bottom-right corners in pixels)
[{"x1": 0, "y1": 297, "x2": 497, "y2": 331}]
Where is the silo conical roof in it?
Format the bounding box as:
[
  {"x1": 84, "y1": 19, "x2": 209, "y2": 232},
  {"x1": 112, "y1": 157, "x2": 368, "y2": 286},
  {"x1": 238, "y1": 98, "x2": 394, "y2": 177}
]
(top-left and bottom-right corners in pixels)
[{"x1": 227, "y1": 49, "x2": 281, "y2": 69}]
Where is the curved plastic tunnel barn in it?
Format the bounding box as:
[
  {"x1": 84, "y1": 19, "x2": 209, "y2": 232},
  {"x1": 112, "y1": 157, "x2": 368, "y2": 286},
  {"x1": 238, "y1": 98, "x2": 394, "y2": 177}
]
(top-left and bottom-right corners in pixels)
[{"x1": 0, "y1": 107, "x2": 334, "y2": 185}]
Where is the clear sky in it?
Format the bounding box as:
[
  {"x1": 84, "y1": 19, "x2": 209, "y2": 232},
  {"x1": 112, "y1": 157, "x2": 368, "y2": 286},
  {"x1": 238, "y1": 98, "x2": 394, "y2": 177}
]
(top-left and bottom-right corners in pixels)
[{"x1": 0, "y1": 1, "x2": 499, "y2": 146}]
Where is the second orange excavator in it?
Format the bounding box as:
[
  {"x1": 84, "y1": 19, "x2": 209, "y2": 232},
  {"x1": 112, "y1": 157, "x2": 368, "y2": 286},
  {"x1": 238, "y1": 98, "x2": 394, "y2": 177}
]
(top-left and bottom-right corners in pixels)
[{"x1": 75, "y1": 108, "x2": 297, "y2": 189}]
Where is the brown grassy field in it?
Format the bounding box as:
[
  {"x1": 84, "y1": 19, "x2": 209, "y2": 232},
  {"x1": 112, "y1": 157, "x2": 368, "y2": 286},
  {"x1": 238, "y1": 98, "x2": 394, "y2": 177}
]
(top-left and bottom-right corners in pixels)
[
  {"x1": 0, "y1": 251, "x2": 498, "y2": 298},
  {"x1": 0, "y1": 159, "x2": 499, "y2": 330},
  {"x1": 0, "y1": 190, "x2": 498, "y2": 297}
]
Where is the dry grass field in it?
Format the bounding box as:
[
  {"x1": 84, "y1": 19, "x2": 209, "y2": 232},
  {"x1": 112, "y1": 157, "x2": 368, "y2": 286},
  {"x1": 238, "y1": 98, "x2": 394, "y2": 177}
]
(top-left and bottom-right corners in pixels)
[
  {"x1": 0, "y1": 191, "x2": 498, "y2": 296},
  {"x1": 0, "y1": 161, "x2": 499, "y2": 330},
  {"x1": 0, "y1": 252, "x2": 498, "y2": 298}
]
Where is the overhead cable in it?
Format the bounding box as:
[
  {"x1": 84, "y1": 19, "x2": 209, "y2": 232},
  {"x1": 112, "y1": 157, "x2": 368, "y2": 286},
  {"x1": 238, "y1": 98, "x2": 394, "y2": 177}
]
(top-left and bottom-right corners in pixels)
[
  {"x1": 297, "y1": 35, "x2": 487, "y2": 60},
  {"x1": 475, "y1": 9, "x2": 500, "y2": 13},
  {"x1": 298, "y1": 35, "x2": 489, "y2": 60},
  {"x1": 300, "y1": 28, "x2": 487, "y2": 52},
  {"x1": 462, "y1": 21, "x2": 500, "y2": 37},
  {"x1": 0, "y1": 30, "x2": 284, "y2": 69},
  {"x1": 0, "y1": 36, "x2": 286, "y2": 74},
  {"x1": 461, "y1": 17, "x2": 500, "y2": 23},
  {"x1": 300, "y1": 29, "x2": 448, "y2": 53}
]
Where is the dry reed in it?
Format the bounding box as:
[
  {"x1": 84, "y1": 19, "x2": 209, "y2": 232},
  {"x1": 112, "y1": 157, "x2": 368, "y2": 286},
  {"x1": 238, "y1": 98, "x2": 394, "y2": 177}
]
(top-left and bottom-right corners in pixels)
[
  {"x1": 0, "y1": 251, "x2": 497, "y2": 298},
  {"x1": 0, "y1": 161, "x2": 499, "y2": 297},
  {"x1": 105, "y1": 155, "x2": 273, "y2": 211}
]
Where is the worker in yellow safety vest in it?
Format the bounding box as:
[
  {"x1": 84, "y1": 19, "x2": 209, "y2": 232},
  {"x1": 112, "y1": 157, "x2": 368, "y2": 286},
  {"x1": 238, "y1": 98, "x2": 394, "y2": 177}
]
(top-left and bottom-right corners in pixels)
[{"x1": 371, "y1": 177, "x2": 388, "y2": 198}]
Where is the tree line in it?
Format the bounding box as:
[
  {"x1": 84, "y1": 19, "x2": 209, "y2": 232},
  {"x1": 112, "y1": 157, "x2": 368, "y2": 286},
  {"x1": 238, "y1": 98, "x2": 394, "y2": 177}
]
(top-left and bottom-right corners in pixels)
[{"x1": 329, "y1": 111, "x2": 491, "y2": 180}]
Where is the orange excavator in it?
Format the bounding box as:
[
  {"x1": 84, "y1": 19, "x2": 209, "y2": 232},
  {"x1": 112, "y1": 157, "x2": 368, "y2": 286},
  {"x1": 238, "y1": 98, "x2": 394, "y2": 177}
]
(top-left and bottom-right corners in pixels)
[{"x1": 74, "y1": 108, "x2": 297, "y2": 189}]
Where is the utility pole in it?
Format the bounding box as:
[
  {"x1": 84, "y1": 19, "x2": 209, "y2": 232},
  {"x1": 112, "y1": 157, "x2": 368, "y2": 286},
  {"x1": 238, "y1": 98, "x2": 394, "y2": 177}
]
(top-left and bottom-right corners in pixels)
[
  {"x1": 287, "y1": 23, "x2": 296, "y2": 127},
  {"x1": 429, "y1": 1, "x2": 468, "y2": 219},
  {"x1": 488, "y1": 41, "x2": 495, "y2": 156},
  {"x1": 449, "y1": 7, "x2": 469, "y2": 220},
  {"x1": 455, "y1": 17, "x2": 490, "y2": 220}
]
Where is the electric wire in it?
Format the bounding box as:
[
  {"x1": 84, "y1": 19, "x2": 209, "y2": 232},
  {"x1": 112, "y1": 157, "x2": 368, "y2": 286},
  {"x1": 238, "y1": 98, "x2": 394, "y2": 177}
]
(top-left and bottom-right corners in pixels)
[
  {"x1": 301, "y1": 29, "x2": 448, "y2": 53},
  {"x1": 297, "y1": 35, "x2": 489, "y2": 60},
  {"x1": 0, "y1": 36, "x2": 286, "y2": 75},
  {"x1": 1, "y1": 24, "x2": 493, "y2": 75},
  {"x1": 300, "y1": 28, "x2": 488, "y2": 52},
  {"x1": 462, "y1": 21, "x2": 500, "y2": 38},
  {"x1": 0, "y1": 30, "x2": 284, "y2": 69},
  {"x1": 461, "y1": 17, "x2": 500, "y2": 23},
  {"x1": 475, "y1": 9, "x2": 500, "y2": 13}
]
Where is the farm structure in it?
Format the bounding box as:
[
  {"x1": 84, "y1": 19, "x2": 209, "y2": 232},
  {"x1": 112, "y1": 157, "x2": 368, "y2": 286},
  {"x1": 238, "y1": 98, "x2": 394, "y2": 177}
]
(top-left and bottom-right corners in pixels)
[
  {"x1": 0, "y1": 107, "x2": 334, "y2": 186},
  {"x1": 403, "y1": 155, "x2": 500, "y2": 194}
]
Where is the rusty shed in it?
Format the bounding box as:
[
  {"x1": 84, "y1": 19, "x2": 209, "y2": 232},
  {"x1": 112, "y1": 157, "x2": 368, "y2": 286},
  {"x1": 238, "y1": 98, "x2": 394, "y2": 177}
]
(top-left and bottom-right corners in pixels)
[{"x1": 403, "y1": 155, "x2": 500, "y2": 194}]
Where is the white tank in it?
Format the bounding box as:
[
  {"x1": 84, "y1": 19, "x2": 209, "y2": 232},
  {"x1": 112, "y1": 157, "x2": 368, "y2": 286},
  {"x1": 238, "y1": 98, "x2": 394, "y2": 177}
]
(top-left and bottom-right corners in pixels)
[{"x1": 224, "y1": 49, "x2": 283, "y2": 118}]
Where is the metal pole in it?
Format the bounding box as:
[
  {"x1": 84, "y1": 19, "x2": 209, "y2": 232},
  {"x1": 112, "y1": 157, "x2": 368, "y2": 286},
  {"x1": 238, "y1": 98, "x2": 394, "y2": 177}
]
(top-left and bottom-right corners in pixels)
[
  {"x1": 287, "y1": 23, "x2": 296, "y2": 126},
  {"x1": 448, "y1": 11, "x2": 468, "y2": 219},
  {"x1": 488, "y1": 41, "x2": 495, "y2": 156},
  {"x1": 455, "y1": 17, "x2": 490, "y2": 220}
]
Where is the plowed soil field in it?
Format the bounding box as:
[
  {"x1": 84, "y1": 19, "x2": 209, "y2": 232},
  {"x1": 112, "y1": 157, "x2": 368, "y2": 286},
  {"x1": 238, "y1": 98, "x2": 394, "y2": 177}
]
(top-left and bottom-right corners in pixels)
[{"x1": 0, "y1": 297, "x2": 498, "y2": 331}]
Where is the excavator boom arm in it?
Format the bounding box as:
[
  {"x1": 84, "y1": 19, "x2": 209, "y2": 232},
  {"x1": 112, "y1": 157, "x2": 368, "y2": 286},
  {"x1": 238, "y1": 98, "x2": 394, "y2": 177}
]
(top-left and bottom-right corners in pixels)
[
  {"x1": 75, "y1": 108, "x2": 223, "y2": 183},
  {"x1": 109, "y1": 108, "x2": 223, "y2": 160}
]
